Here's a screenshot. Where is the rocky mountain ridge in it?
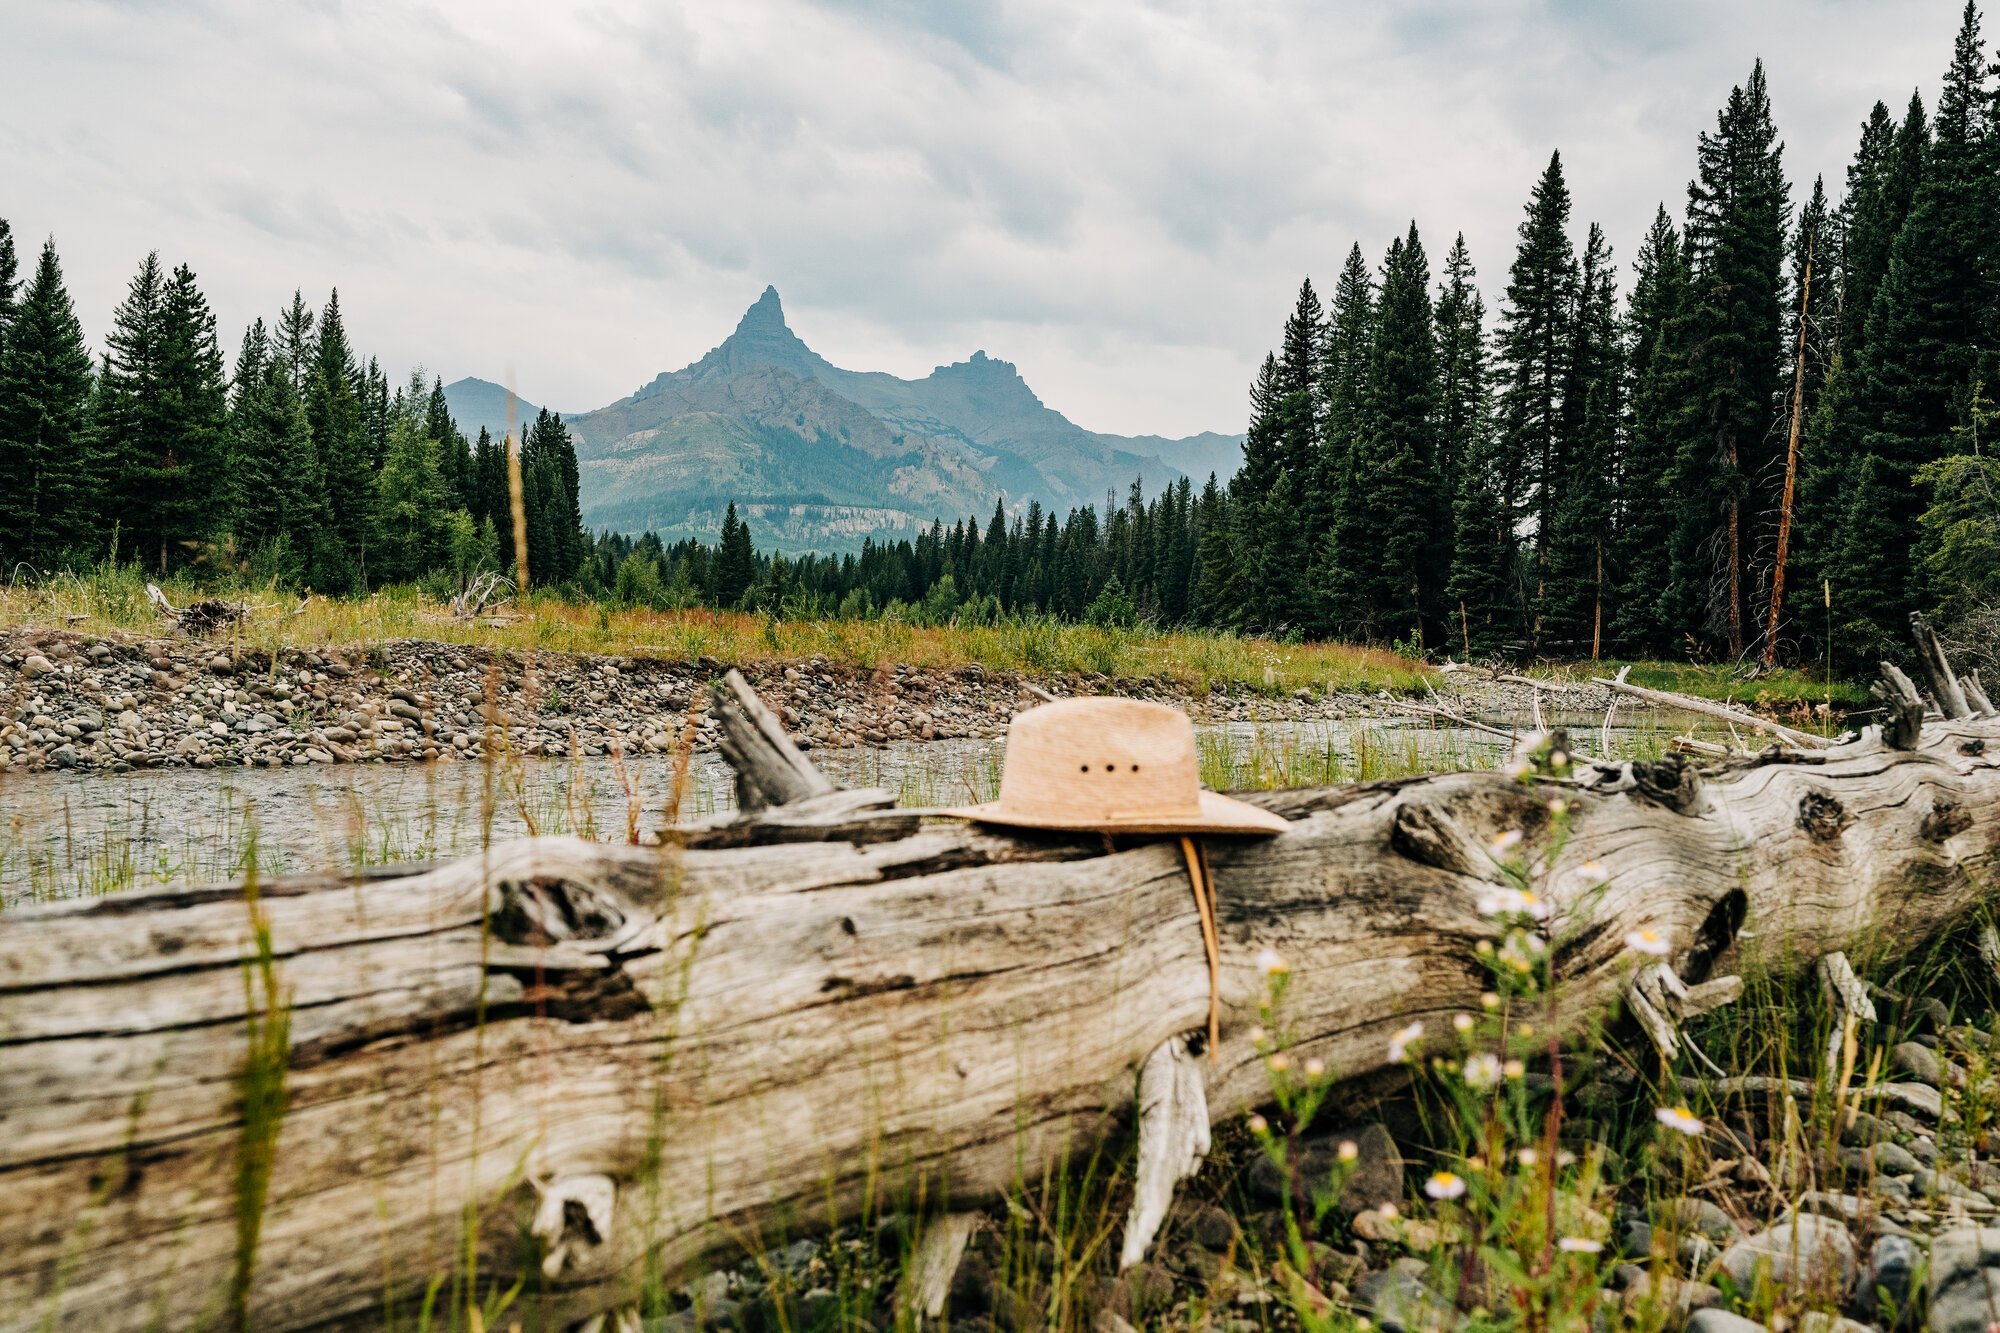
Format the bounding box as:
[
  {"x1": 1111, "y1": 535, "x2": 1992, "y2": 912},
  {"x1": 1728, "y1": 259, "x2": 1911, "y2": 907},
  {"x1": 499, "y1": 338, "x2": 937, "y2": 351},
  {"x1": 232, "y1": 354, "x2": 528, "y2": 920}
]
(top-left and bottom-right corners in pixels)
[{"x1": 446, "y1": 288, "x2": 1241, "y2": 552}]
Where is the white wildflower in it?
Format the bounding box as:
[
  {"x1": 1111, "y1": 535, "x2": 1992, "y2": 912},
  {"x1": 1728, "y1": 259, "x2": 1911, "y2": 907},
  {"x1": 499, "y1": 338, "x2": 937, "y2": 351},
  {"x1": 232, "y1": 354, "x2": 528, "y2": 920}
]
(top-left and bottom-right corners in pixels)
[
  {"x1": 1256, "y1": 948, "x2": 1289, "y2": 975},
  {"x1": 1559, "y1": 1237, "x2": 1603, "y2": 1254},
  {"x1": 1463, "y1": 1053, "x2": 1502, "y2": 1089},
  {"x1": 1571, "y1": 860, "x2": 1610, "y2": 887},
  {"x1": 1387, "y1": 1021, "x2": 1425, "y2": 1064},
  {"x1": 1490, "y1": 829, "x2": 1525, "y2": 855},
  {"x1": 1338, "y1": 1140, "x2": 1359, "y2": 1162},
  {"x1": 1452, "y1": 1013, "x2": 1475, "y2": 1033},
  {"x1": 1655, "y1": 1105, "x2": 1705, "y2": 1136},
  {"x1": 1424, "y1": 1172, "x2": 1467, "y2": 1201},
  {"x1": 1624, "y1": 928, "x2": 1672, "y2": 957}
]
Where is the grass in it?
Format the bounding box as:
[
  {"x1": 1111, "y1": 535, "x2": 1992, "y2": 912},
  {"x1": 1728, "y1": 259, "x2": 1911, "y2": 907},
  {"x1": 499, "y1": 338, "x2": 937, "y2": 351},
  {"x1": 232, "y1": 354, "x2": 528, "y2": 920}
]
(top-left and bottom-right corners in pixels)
[{"x1": 0, "y1": 563, "x2": 1865, "y2": 710}]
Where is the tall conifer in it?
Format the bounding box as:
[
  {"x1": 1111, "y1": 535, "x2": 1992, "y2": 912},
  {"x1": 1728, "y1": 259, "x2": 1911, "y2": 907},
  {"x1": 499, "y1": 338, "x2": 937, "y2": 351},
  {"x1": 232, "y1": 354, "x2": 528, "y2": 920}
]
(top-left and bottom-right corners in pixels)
[{"x1": 0, "y1": 240, "x2": 97, "y2": 566}]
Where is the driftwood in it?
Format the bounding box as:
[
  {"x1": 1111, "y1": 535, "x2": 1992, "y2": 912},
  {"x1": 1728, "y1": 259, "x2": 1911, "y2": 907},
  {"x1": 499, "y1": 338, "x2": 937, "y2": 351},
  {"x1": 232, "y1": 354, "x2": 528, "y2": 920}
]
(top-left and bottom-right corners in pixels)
[
  {"x1": 1594, "y1": 665, "x2": 1830, "y2": 750},
  {"x1": 448, "y1": 570, "x2": 515, "y2": 621},
  {"x1": 145, "y1": 582, "x2": 253, "y2": 636},
  {"x1": 4, "y1": 647, "x2": 2000, "y2": 1331}
]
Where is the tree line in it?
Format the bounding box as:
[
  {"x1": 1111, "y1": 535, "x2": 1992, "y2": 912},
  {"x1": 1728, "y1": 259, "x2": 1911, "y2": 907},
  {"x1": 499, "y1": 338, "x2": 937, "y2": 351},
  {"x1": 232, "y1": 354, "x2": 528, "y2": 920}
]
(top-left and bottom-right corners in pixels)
[
  {"x1": 1213, "y1": 9, "x2": 2000, "y2": 667},
  {"x1": 0, "y1": 236, "x2": 587, "y2": 595}
]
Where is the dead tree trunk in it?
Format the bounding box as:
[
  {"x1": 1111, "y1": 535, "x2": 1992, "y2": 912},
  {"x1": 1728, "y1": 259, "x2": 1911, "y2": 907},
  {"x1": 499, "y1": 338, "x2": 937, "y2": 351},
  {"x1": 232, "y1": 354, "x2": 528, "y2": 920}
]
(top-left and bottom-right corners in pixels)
[{"x1": 3, "y1": 670, "x2": 1999, "y2": 1331}]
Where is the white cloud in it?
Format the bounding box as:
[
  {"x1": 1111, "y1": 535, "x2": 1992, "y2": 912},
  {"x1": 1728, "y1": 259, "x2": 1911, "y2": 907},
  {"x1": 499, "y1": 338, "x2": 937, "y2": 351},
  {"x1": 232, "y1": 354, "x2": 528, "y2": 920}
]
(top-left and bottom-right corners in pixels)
[{"x1": 0, "y1": 0, "x2": 1966, "y2": 436}]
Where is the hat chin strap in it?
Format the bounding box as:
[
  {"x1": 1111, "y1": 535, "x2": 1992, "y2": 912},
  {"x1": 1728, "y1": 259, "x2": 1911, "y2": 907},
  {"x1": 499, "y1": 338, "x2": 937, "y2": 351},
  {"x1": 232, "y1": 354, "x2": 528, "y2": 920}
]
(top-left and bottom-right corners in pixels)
[{"x1": 1178, "y1": 837, "x2": 1221, "y2": 1063}]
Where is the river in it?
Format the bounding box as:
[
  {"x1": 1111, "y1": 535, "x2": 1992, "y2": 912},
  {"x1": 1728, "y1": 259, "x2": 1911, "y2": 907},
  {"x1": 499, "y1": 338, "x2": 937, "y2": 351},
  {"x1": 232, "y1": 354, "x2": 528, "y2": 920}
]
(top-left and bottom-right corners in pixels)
[{"x1": 1, "y1": 709, "x2": 1699, "y2": 907}]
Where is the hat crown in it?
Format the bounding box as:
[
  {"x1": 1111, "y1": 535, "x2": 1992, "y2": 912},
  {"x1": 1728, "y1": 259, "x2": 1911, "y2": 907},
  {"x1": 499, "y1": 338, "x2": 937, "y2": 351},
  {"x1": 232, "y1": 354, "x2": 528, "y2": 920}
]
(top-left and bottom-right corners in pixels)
[{"x1": 995, "y1": 698, "x2": 1203, "y2": 824}]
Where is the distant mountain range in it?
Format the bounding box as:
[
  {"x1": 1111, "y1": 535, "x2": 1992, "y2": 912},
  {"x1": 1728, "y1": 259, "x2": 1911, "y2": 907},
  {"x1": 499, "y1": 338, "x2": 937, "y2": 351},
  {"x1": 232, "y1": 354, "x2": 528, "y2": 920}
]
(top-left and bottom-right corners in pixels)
[{"x1": 444, "y1": 287, "x2": 1243, "y2": 552}]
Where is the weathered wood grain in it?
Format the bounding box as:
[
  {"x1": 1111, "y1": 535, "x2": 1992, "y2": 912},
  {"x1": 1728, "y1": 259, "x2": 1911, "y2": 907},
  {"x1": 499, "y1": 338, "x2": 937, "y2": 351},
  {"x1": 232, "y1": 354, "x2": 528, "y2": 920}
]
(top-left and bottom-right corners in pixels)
[{"x1": 3, "y1": 714, "x2": 1998, "y2": 1331}]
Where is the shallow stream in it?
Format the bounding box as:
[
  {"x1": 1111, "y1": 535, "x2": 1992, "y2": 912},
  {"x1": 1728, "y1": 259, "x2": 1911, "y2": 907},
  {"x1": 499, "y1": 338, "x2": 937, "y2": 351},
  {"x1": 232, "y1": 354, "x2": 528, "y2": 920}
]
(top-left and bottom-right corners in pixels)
[{"x1": 1, "y1": 708, "x2": 1712, "y2": 906}]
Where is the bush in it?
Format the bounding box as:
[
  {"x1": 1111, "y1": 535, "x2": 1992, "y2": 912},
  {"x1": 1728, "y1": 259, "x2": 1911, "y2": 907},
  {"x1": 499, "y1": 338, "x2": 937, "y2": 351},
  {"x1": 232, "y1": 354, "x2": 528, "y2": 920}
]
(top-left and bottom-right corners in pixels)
[{"x1": 1083, "y1": 574, "x2": 1137, "y2": 630}]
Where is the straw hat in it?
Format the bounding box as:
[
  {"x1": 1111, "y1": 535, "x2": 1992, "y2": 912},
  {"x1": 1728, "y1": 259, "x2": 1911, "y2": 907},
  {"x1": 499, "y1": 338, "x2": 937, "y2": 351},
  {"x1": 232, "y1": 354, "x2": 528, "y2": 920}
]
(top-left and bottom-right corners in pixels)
[{"x1": 943, "y1": 696, "x2": 1287, "y2": 835}]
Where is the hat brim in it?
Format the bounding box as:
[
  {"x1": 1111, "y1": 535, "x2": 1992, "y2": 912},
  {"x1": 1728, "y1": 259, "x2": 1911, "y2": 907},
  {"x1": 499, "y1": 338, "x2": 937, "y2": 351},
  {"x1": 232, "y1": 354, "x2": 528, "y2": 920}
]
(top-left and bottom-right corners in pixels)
[{"x1": 940, "y1": 788, "x2": 1288, "y2": 836}]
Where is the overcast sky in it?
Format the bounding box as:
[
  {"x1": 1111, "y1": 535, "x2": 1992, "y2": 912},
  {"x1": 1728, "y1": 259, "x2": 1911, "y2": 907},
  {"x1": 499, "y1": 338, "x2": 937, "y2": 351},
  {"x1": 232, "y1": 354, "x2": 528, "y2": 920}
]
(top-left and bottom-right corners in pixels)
[{"x1": 0, "y1": 0, "x2": 1971, "y2": 438}]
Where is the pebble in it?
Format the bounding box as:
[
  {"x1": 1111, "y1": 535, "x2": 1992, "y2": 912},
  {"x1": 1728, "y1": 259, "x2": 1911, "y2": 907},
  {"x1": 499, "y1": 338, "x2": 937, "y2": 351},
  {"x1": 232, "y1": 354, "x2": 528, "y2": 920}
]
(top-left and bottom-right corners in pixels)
[
  {"x1": 1892, "y1": 1041, "x2": 1942, "y2": 1086},
  {"x1": 1719, "y1": 1214, "x2": 1856, "y2": 1291},
  {"x1": 1929, "y1": 1227, "x2": 2000, "y2": 1333}
]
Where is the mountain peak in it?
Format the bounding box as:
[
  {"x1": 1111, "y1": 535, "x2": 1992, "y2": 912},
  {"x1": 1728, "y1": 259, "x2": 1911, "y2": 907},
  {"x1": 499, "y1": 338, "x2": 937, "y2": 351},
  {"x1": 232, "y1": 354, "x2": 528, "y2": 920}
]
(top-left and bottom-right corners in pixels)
[{"x1": 737, "y1": 284, "x2": 787, "y2": 333}]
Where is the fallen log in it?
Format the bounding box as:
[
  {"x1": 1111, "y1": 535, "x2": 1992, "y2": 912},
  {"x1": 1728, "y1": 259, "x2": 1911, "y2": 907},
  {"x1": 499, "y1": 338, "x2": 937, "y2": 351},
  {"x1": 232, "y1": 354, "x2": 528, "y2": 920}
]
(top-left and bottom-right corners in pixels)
[{"x1": 3, "y1": 657, "x2": 1999, "y2": 1331}]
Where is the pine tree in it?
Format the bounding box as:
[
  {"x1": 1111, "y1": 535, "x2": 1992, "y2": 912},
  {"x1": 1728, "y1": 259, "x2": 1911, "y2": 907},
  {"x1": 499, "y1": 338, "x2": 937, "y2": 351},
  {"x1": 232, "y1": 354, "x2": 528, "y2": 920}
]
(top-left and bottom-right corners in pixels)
[
  {"x1": 307, "y1": 290, "x2": 369, "y2": 590},
  {"x1": 426, "y1": 377, "x2": 471, "y2": 510},
  {"x1": 515, "y1": 409, "x2": 585, "y2": 586},
  {"x1": 1192, "y1": 480, "x2": 1244, "y2": 629},
  {"x1": 1793, "y1": 100, "x2": 1927, "y2": 658},
  {"x1": 1840, "y1": 3, "x2": 1997, "y2": 649},
  {"x1": 275, "y1": 291, "x2": 314, "y2": 392},
  {"x1": 1238, "y1": 281, "x2": 1324, "y2": 627},
  {"x1": 96, "y1": 256, "x2": 228, "y2": 571},
  {"x1": 1666, "y1": 61, "x2": 1790, "y2": 658},
  {"x1": 1273, "y1": 279, "x2": 1324, "y2": 483},
  {"x1": 1843, "y1": 95, "x2": 1928, "y2": 364},
  {"x1": 228, "y1": 320, "x2": 289, "y2": 551},
  {"x1": 1310, "y1": 244, "x2": 1376, "y2": 628},
  {"x1": 1611, "y1": 207, "x2": 1691, "y2": 654},
  {"x1": 1434, "y1": 234, "x2": 1485, "y2": 509},
  {"x1": 373, "y1": 373, "x2": 451, "y2": 584},
  {"x1": 715, "y1": 502, "x2": 756, "y2": 606},
  {"x1": 1768, "y1": 174, "x2": 1840, "y2": 655},
  {"x1": 153, "y1": 263, "x2": 229, "y2": 562},
  {"x1": 1495, "y1": 152, "x2": 1579, "y2": 636},
  {"x1": 0, "y1": 218, "x2": 18, "y2": 365},
  {"x1": 1252, "y1": 472, "x2": 1310, "y2": 632},
  {"x1": 1542, "y1": 224, "x2": 1623, "y2": 654},
  {"x1": 0, "y1": 239, "x2": 97, "y2": 566},
  {"x1": 1233, "y1": 354, "x2": 1283, "y2": 504},
  {"x1": 1334, "y1": 226, "x2": 1444, "y2": 644},
  {"x1": 96, "y1": 253, "x2": 165, "y2": 565}
]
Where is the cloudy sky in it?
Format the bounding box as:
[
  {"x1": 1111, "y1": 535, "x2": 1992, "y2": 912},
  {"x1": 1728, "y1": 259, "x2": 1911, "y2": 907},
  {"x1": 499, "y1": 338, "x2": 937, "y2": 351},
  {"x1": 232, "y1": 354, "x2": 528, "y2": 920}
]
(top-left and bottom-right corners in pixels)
[{"x1": 1, "y1": 0, "x2": 1970, "y2": 438}]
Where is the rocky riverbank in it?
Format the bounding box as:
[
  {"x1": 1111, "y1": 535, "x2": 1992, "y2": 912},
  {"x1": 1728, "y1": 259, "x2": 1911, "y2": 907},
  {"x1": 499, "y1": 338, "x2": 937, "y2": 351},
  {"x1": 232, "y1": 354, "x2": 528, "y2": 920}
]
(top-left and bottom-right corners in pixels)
[
  {"x1": 0, "y1": 627, "x2": 1625, "y2": 775},
  {"x1": 649, "y1": 993, "x2": 2000, "y2": 1333}
]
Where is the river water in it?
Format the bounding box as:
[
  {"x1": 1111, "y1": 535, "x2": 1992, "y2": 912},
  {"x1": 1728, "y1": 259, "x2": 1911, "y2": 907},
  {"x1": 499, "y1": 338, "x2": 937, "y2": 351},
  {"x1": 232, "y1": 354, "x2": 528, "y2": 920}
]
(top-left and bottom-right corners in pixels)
[{"x1": 1, "y1": 710, "x2": 1697, "y2": 907}]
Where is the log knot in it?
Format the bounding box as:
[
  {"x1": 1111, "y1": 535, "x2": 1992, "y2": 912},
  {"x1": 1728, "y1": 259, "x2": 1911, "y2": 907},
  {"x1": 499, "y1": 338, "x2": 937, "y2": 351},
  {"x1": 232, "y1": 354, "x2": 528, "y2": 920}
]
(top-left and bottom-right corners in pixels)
[
  {"x1": 1630, "y1": 755, "x2": 1699, "y2": 812},
  {"x1": 1797, "y1": 791, "x2": 1851, "y2": 843},
  {"x1": 493, "y1": 875, "x2": 632, "y2": 948},
  {"x1": 1923, "y1": 801, "x2": 1972, "y2": 843}
]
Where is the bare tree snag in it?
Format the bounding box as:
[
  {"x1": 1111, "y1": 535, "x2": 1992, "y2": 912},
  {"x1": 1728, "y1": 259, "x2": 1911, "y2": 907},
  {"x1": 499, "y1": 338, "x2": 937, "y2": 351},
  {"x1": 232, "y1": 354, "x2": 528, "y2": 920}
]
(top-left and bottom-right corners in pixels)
[
  {"x1": 1764, "y1": 232, "x2": 1813, "y2": 669},
  {"x1": 1873, "y1": 663, "x2": 1927, "y2": 750},
  {"x1": 1913, "y1": 613, "x2": 1975, "y2": 720},
  {"x1": 1963, "y1": 669, "x2": 1996, "y2": 719},
  {"x1": 3, "y1": 671, "x2": 1999, "y2": 1330},
  {"x1": 711, "y1": 667, "x2": 836, "y2": 811},
  {"x1": 1120, "y1": 1036, "x2": 1211, "y2": 1269}
]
